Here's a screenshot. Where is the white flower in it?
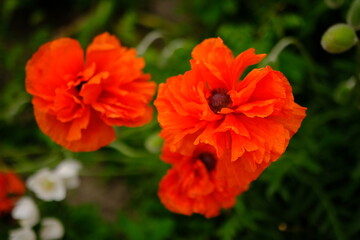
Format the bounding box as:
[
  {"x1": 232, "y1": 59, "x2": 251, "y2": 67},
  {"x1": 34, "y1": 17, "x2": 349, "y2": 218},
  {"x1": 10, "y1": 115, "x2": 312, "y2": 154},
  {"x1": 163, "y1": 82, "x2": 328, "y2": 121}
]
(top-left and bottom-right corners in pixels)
[
  {"x1": 40, "y1": 217, "x2": 64, "y2": 240},
  {"x1": 9, "y1": 227, "x2": 36, "y2": 240},
  {"x1": 12, "y1": 197, "x2": 40, "y2": 228},
  {"x1": 27, "y1": 168, "x2": 66, "y2": 201},
  {"x1": 54, "y1": 159, "x2": 82, "y2": 189}
]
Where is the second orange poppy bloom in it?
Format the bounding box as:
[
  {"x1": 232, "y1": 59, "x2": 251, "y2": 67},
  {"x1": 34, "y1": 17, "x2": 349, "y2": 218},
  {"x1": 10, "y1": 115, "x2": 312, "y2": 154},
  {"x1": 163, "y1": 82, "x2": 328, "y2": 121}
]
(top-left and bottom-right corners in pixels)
[{"x1": 155, "y1": 37, "x2": 306, "y2": 192}]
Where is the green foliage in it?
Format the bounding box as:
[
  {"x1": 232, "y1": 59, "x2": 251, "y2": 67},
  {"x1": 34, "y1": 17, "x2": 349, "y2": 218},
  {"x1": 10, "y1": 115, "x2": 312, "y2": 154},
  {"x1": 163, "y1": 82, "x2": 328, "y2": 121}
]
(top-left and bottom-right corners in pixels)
[
  {"x1": 116, "y1": 212, "x2": 175, "y2": 240},
  {"x1": 347, "y1": 0, "x2": 360, "y2": 29},
  {"x1": 62, "y1": 204, "x2": 113, "y2": 240},
  {"x1": 1, "y1": 0, "x2": 360, "y2": 239}
]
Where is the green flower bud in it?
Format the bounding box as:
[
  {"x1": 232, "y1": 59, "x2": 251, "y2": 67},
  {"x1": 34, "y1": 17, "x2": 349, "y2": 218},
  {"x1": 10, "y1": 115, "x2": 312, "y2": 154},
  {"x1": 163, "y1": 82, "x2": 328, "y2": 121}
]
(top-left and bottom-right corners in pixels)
[
  {"x1": 144, "y1": 132, "x2": 163, "y2": 153},
  {"x1": 347, "y1": 0, "x2": 360, "y2": 30},
  {"x1": 321, "y1": 23, "x2": 358, "y2": 54},
  {"x1": 324, "y1": 0, "x2": 344, "y2": 9},
  {"x1": 333, "y1": 77, "x2": 356, "y2": 104}
]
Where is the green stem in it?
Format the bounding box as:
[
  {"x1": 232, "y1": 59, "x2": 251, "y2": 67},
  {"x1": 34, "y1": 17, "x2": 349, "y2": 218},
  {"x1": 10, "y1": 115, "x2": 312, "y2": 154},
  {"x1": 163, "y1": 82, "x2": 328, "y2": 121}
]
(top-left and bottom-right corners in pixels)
[
  {"x1": 117, "y1": 117, "x2": 158, "y2": 139},
  {"x1": 13, "y1": 157, "x2": 59, "y2": 174},
  {"x1": 262, "y1": 37, "x2": 326, "y2": 94},
  {"x1": 109, "y1": 141, "x2": 148, "y2": 158},
  {"x1": 261, "y1": 37, "x2": 297, "y2": 66},
  {"x1": 136, "y1": 30, "x2": 163, "y2": 56}
]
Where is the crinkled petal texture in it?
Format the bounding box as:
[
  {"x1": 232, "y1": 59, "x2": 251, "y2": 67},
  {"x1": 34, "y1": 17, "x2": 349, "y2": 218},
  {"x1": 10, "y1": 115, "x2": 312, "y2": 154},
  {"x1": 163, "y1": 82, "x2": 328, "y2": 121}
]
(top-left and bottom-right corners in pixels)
[
  {"x1": 154, "y1": 37, "x2": 306, "y2": 188},
  {"x1": 26, "y1": 33, "x2": 156, "y2": 152},
  {"x1": 0, "y1": 172, "x2": 25, "y2": 214},
  {"x1": 158, "y1": 145, "x2": 241, "y2": 218}
]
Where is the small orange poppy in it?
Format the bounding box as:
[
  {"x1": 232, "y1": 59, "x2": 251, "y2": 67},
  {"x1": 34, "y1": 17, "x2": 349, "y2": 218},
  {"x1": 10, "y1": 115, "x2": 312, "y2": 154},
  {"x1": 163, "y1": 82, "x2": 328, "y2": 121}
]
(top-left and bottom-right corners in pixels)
[
  {"x1": 155, "y1": 38, "x2": 306, "y2": 188},
  {"x1": 0, "y1": 171, "x2": 25, "y2": 214},
  {"x1": 159, "y1": 144, "x2": 242, "y2": 218},
  {"x1": 26, "y1": 33, "x2": 156, "y2": 152}
]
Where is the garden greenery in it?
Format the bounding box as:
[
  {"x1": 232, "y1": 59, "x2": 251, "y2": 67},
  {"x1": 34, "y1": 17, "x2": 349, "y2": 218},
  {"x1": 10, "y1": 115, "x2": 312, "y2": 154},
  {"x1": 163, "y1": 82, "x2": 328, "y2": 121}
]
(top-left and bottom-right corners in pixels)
[{"x1": 0, "y1": 0, "x2": 359, "y2": 239}]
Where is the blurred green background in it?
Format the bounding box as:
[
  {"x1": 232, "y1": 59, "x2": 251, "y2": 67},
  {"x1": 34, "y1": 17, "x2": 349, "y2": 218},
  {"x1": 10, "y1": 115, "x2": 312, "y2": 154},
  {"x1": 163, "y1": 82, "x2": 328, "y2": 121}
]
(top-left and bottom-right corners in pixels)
[{"x1": 1, "y1": 0, "x2": 360, "y2": 239}]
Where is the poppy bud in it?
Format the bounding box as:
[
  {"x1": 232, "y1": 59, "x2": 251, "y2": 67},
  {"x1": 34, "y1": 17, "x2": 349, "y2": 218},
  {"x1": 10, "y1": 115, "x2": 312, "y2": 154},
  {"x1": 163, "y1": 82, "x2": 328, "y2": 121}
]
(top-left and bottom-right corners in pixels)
[
  {"x1": 324, "y1": 0, "x2": 344, "y2": 9},
  {"x1": 145, "y1": 132, "x2": 163, "y2": 153},
  {"x1": 333, "y1": 77, "x2": 356, "y2": 104},
  {"x1": 321, "y1": 23, "x2": 358, "y2": 54},
  {"x1": 347, "y1": 0, "x2": 360, "y2": 29}
]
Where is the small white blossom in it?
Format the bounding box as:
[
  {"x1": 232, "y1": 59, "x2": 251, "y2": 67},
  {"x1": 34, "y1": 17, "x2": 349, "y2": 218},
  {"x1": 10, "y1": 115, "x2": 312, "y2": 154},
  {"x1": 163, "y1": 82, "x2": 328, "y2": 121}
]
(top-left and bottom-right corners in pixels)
[
  {"x1": 9, "y1": 227, "x2": 36, "y2": 240},
  {"x1": 27, "y1": 168, "x2": 66, "y2": 201},
  {"x1": 40, "y1": 217, "x2": 64, "y2": 240},
  {"x1": 12, "y1": 197, "x2": 40, "y2": 228},
  {"x1": 54, "y1": 159, "x2": 82, "y2": 189}
]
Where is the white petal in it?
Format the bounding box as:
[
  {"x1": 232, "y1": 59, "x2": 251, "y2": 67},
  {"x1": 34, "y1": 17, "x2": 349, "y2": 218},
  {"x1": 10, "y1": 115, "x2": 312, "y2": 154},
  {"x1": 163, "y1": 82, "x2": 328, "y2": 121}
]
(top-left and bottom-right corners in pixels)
[
  {"x1": 12, "y1": 197, "x2": 40, "y2": 228},
  {"x1": 9, "y1": 228, "x2": 36, "y2": 240},
  {"x1": 54, "y1": 159, "x2": 82, "y2": 179},
  {"x1": 40, "y1": 218, "x2": 64, "y2": 240},
  {"x1": 54, "y1": 159, "x2": 82, "y2": 190},
  {"x1": 26, "y1": 168, "x2": 66, "y2": 201}
]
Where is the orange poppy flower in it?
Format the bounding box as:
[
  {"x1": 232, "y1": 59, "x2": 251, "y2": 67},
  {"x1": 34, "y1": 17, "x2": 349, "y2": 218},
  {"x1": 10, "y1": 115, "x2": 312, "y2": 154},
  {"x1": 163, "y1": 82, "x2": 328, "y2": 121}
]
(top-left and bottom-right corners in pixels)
[
  {"x1": 159, "y1": 144, "x2": 242, "y2": 218},
  {"x1": 154, "y1": 38, "x2": 306, "y2": 188},
  {"x1": 26, "y1": 33, "x2": 156, "y2": 152},
  {"x1": 0, "y1": 171, "x2": 25, "y2": 214}
]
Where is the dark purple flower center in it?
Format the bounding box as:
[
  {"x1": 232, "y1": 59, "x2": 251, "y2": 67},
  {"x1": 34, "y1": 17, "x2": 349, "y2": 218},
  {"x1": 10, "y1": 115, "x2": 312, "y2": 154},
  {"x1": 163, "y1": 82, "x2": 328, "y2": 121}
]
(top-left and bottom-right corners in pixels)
[
  {"x1": 208, "y1": 89, "x2": 232, "y2": 113},
  {"x1": 74, "y1": 75, "x2": 86, "y2": 92},
  {"x1": 76, "y1": 81, "x2": 85, "y2": 92},
  {"x1": 198, "y1": 152, "x2": 217, "y2": 171}
]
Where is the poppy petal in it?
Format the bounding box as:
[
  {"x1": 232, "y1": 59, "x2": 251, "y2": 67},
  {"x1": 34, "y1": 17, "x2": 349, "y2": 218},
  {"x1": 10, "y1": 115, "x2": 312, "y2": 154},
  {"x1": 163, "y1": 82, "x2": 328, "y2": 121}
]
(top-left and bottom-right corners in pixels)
[
  {"x1": 86, "y1": 32, "x2": 146, "y2": 84},
  {"x1": 158, "y1": 145, "x2": 239, "y2": 218},
  {"x1": 191, "y1": 38, "x2": 234, "y2": 89},
  {"x1": 26, "y1": 38, "x2": 84, "y2": 99},
  {"x1": 34, "y1": 109, "x2": 115, "y2": 152},
  {"x1": 230, "y1": 48, "x2": 266, "y2": 85},
  {"x1": 86, "y1": 33, "x2": 156, "y2": 127}
]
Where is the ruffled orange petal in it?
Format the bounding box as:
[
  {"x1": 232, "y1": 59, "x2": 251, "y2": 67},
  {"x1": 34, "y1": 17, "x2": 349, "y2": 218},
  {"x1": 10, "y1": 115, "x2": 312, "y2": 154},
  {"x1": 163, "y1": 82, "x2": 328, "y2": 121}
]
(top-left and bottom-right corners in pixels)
[
  {"x1": 158, "y1": 146, "x2": 239, "y2": 218},
  {"x1": 230, "y1": 48, "x2": 266, "y2": 85},
  {"x1": 158, "y1": 167, "x2": 194, "y2": 216},
  {"x1": 95, "y1": 77, "x2": 155, "y2": 127},
  {"x1": 229, "y1": 67, "x2": 271, "y2": 106},
  {"x1": 86, "y1": 33, "x2": 156, "y2": 127},
  {"x1": 270, "y1": 102, "x2": 307, "y2": 136},
  {"x1": 190, "y1": 38, "x2": 234, "y2": 89},
  {"x1": 26, "y1": 38, "x2": 84, "y2": 101},
  {"x1": 234, "y1": 99, "x2": 277, "y2": 118},
  {"x1": 80, "y1": 72, "x2": 109, "y2": 105},
  {"x1": 216, "y1": 150, "x2": 271, "y2": 190},
  {"x1": 34, "y1": 108, "x2": 115, "y2": 152},
  {"x1": 246, "y1": 67, "x2": 287, "y2": 102},
  {"x1": 157, "y1": 73, "x2": 213, "y2": 119},
  {"x1": 86, "y1": 32, "x2": 146, "y2": 84},
  {"x1": 239, "y1": 117, "x2": 288, "y2": 163},
  {"x1": 52, "y1": 88, "x2": 85, "y2": 123}
]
